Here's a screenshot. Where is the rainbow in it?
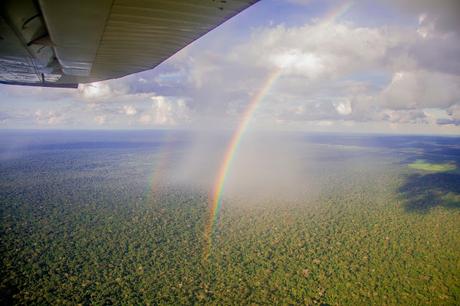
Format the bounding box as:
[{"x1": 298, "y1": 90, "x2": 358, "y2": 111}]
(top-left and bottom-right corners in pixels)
[
  {"x1": 321, "y1": 1, "x2": 354, "y2": 25},
  {"x1": 204, "y1": 69, "x2": 281, "y2": 258},
  {"x1": 202, "y1": 0, "x2": 355, "y2": 258}
]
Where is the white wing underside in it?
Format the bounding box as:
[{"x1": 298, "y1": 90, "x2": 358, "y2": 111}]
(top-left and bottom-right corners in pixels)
[{"x1": 0, "y1": 0, "x2": 258, "y2": 88}]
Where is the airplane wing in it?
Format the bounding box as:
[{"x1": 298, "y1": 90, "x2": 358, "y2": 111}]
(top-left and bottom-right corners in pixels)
[{"x1": 0, "y1": 0, "x2": 258, "y2": 88}]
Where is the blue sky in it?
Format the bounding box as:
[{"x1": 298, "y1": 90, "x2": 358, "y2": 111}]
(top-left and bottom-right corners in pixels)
[{"x1": 1, "y1": 0, "x2": 459, "y2": 134}]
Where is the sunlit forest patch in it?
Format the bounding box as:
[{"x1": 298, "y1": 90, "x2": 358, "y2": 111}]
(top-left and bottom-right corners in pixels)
[
  {"x1": 408, "y1": 159, "x2": 456, "y2": 172},
  {"x1": 0, "y1": 131, "x2": 459, "y2": 305}
]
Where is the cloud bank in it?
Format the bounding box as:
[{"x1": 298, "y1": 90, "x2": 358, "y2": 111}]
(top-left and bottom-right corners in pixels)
[{"x1": 0, "y1": 0, "x2": 459, "y2": 134}]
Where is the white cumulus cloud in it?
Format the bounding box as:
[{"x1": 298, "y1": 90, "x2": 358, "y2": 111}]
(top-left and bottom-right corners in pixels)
[
  {"x1": 122, "y1": 105, "x2": 137, "y2": 116},
  {"x1": 138, "y1": 96, "x2": 191, "y2": 125},
  {"x1": 34, "y1": 110, "x2": 65, "y2": 125},
  {"x1": 94, "y1": 115, "x2": 106, "y2": 125}
]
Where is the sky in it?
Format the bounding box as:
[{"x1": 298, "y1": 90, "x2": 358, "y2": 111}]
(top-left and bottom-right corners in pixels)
[{"x1": 1, "y1": 0, "x2": 459, "y2": 135}]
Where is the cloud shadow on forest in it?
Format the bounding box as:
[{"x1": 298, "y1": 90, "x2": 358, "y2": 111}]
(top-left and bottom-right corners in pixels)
[{"x1": 398, "y1": 172, "x2": 460, "y2": 213}]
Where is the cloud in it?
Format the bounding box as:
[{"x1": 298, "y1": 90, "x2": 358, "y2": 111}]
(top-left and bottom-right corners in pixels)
[
  {"x1": 409, "y1": 30, "x2": 460, "y2": 76},
  {"x1": 79, "y1": 82, "x2": 114, "y2": 101},
  {"x1": 122, "y1": 105, "x2": 137, "y2": 116},
  {"x1": 139, "y1": 114, "x2": 152, "y2": 125},
  {"x1": 138, "y1": 96, "x2": 191, "y2": 126},
  {"x1": 94, "y1": 115, "x2": 106, "y2": 125},
  {"x1": 169, "y1": 20, "x2": 407, "y2": 127},
  {"x1": 379, "y1": 70, "x2": 460, "y2": 110},
  {"x1": 163, "y1": 4, "x2": 459, "y2": 131},
  {"x1": 270, "y1": 50, "x2": 324, "y2": 78},
  {"x1": 380, "y1": 109, "x2": 428, "y2": 124},
  {"x1": 437, "y1": 104, "x2": 460, "y2": 125},
  {"x1": 447, "y1": 104, "x2": 460, "y2": 119},
  {"x1": 386, "y1": 0, "x2": 460, "y2": 35},
  {"x1": 231, "y1": 22, "x2": 398, "y2": 81},
  {"x1": 34, "y1": 110, "x2": 65, "y2": 125},
  {"x1": 2, "y1": 0, "x2": 460, "y2": 134},
  {"x1": 334, "y1": 99, "x2": 352, "y2": 115},
  {"x1": 81, "y1": 13, "x2": 456, "y2": 132}
]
